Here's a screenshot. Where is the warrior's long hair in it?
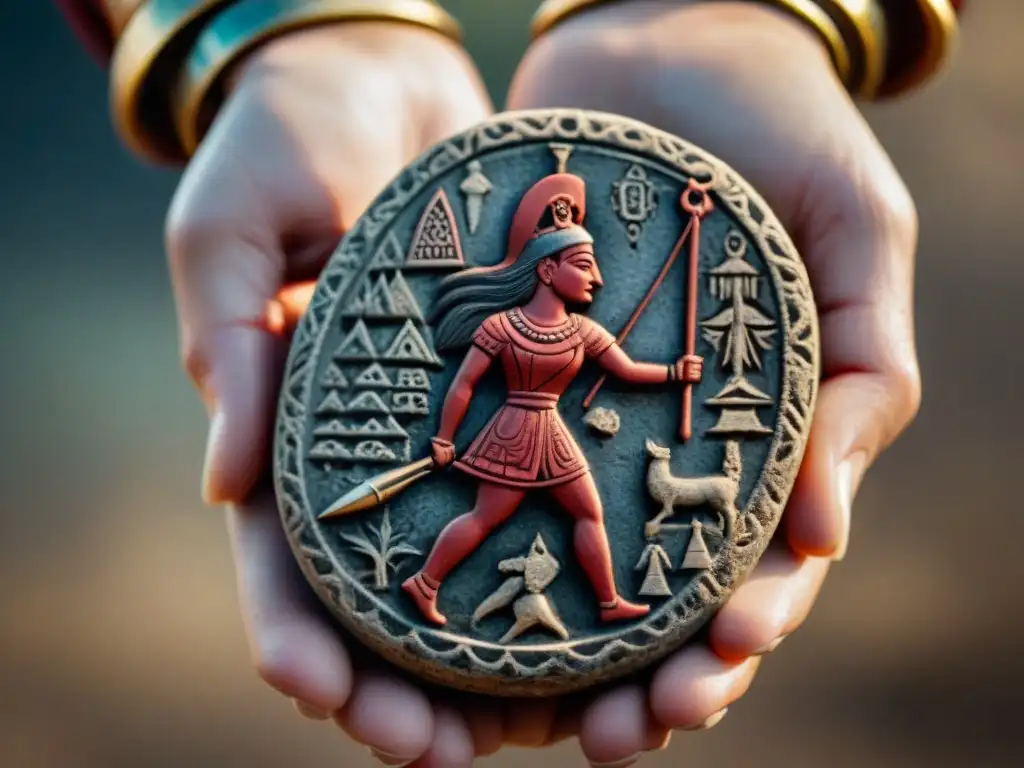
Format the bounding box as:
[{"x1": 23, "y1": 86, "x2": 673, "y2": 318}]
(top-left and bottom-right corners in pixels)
[{"x1": 430, "y1": 226, "x2": 593, "y2": 351}]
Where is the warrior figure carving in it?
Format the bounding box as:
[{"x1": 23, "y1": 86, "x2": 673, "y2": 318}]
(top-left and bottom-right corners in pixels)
[{"x1": 402, "y1": 173, "x2": 704, "y2": 626}]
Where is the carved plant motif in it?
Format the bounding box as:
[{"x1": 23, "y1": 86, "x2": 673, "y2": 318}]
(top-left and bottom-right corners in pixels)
[{"x1": 340, "y1": 506, "x2": 421, "y2": 591}]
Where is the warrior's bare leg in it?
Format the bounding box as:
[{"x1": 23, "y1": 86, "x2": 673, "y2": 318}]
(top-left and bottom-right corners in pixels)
[
  {"x1": 403, "y1": 481, "x2": 526, "y2": 626},
  {"x1": 548, "y1": 473, "x2": 650, "y2": 622}
]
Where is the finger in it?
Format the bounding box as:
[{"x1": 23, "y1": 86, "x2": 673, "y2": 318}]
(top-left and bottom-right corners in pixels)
[
  {"x1": 460, "y1": 700, "x2": 504, "y2": 757},
  {"x1": 408, "y1": 705, "x2": 475, "y2": 768},
  {"x1": 293, "y1": 698, "x2": 331, "y2": 720},
  {"x1": 579, "y1": 686, "x2": 646, "y2": 768},
  {"x1": 417, "y1": 41, "x2": 493, "y2": 147},
  {"x1": 644, "y1": 721, "x2": 671, "y2": 752},
  {"x1": 708, "y1": 543, "x2": 830, "y2": 661},
  {"x1": 334, "y1": 672, "x2": 434, "y2": 766},
  {"x1": 786, "y1": 154, "x2": 921, "y2": 560},
  {"x1": 271, "y1": 281, "x2": 317, "y2": 337},
  {"x1": 502, "y1": 697, "x2": 559, "y2": 746},
  {"x1": 166, "y1": 85, "x2": 410, "y2": 506},
  {"x1": 650, "y1": 646, "x2": 761, "y2": 729},
  {"x1": 228, "y1": 491, "x2": 352, "y2": 712},
  {"x1": 545, "y1": 700, "x2": 584, "y2": 746}
]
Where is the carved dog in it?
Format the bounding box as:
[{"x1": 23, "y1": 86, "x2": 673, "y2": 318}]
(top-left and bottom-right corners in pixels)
[
  {"x1": 472, "y1": 535, "x2": 569, "y2": 644},
  {"x1": 644, "y1": 439, "x2": 741, "y2": 542}
]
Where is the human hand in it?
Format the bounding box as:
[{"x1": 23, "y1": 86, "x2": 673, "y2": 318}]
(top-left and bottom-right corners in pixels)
[
  {"x1": 165, "y1": 21, "x2": 498, "y2": 764},
  {"x1": 508, "y1": 1, "x2": 922, "y2": 763},
  {"x1": 675, "y1": 354, "x2": 703, "y2": 384},
  {"x1": 430, "y1": 437, "x2": 456, "y2": 468}
]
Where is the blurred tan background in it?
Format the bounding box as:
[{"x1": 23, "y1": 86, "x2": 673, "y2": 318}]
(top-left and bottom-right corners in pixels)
[{"x1": 0, "y1": 2, "x2": 1021, "y2": 766}]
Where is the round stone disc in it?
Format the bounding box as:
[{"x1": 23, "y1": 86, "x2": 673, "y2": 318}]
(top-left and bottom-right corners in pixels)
[{"x1": 273, "y1": 109, "x2": 818, "y2": 697}]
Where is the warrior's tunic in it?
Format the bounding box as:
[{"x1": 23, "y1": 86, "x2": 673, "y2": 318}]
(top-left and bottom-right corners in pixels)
[{"x1": 454, "y1": 309, "x2": 615, "y2": 488}]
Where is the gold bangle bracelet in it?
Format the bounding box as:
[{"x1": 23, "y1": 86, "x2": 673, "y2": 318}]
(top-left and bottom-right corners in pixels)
[
  {"x1": 531, "y1": 0, "x2": 627, "y2": 38},
  {"x1": 810, "y1": 0, "x2": 888, "y2": 98},
  {"x1": 110, "y1": 0, "x2": 239, "y2": 165},
  {"x1": 877, "y1": 0, "x2": 959, "y2": 97},
  {"x1": 530, "y1": 0, "x2": 854, "y2": 93},
  {"x1": 744, "y1": 0, "x2": 856, "y2": 90},
  {"x1": 172, "y1": 0, "x2": 462, "y2": 155}
]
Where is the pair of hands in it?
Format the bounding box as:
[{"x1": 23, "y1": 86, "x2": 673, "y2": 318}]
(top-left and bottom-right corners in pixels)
[{"x1": 165, "y1": 3, "x2": 921, "y2": 766}]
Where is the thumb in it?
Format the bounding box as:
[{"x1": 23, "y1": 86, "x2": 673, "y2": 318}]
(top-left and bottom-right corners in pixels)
[
  {"x1": 784, "y1": 152, "x2": 923, "y2": 561},
  {"x1": 166, "y1": 213, "x2": 289, "y2": 506}
]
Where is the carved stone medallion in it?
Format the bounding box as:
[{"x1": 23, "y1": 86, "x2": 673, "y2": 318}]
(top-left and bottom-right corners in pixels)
[{"x1": 274, "y1": 109, "x2": 818, "y2": 697}]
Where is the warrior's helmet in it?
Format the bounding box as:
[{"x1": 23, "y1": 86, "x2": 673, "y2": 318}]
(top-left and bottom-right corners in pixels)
[{"x1": 458, "y1": 173, "x2": 595, "y2": 281}]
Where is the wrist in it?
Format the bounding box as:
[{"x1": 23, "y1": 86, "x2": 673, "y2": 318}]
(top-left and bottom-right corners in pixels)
[{"x1": 108, "y1": 0, "x2": 463, "y2": 164}]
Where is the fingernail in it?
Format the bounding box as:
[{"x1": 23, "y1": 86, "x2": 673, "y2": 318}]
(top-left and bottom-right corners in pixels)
[
  {"x1": 645, "y1": 729, "x2": 672, "y2": 751},
  {"x1": 292, "y1": 699, "x2": 329, "y2": 720},
  {"x1": 201, "y1": 409, "x2": 225, "y2": 505},
  {"x1": 683, "y1": 707, "x2": 728, "y2": 731},
  {"x1": 589, "y1": 754, "x2": 641, "y2": 768},
  {"x1": 754, "y1": 636, "x2": 786, "y2": 655},
  {"x1": 833, "y1": 451, "x2": 867, "y2": 561},
  {"x1": 369, "y1": 748, "x2": 416, "y2": 767}
]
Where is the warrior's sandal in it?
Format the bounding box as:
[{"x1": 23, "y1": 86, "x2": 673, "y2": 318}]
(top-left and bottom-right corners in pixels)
[{"x1": 402, "y1": 573, "x2": 447, "y2": 626}]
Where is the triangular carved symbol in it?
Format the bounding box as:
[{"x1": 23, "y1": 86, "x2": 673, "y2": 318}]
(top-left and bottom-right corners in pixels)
[
  {"x1": 346, "y1": 390, "x2": 390, "y2": 414},
  {"x1": 369, "y1": 231, "x2": 405, "y2": 270},
  {"x1": 334, "y1": 319, "x2": 377, "y2": 361},
  {"x1": 384, "y1": 320, "x2": 441, "y2": 367},
  {"x1": 405, "y1": 188, "x2": 465, "y2": 269},
  {"x1": 353, "y1": 362, "x2": 393, "y2": 389},
  {"x1": 315, "y1": 390, "x2": 347, "y2": 415},
  {"x1": 308, "y1": 440, "x2": 353, "y2": 460},
  {"x1": 321, "y1": 363, "x2": 348, "y2": 388},
  {"x1": 344, "y1": 274, "x2": 395, "y2": 317},
  {"x1": 313, "y1": 419, "x2": 347, "y2": 437},
  {"x1": 388, "y1": 272, "x2": 423, "y2": 320}
]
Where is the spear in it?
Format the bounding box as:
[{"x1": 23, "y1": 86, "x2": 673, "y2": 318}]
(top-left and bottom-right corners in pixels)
[
  {"x1": 679, "y1": 182, "x2": 713, "y2": 440},
  {"x1": 582, "y1": 178, "x2": 713, "y2": 442},
  {"x1": 319, "y1": 456, "x2": 435, "y2": 520}
]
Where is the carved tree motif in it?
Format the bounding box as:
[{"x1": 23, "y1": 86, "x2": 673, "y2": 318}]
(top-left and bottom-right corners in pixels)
[{"x1": 340, "y1": 507, "x2": 420, "y2": 591}]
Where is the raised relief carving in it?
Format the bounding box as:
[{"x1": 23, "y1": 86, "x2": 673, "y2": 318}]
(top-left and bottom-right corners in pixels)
[
  {"x1": 460, "y1": 159, "x2": 492, "y2": 235},
  {"x1": 680, "y1": 520, "x2": 713, "y2": 570},
  {"x1": 549, "y1": 142, "x2": 573, "y2": 173},
  {"x1": 334, "y1": 319, "x2": 378, "y2": 361},
  {"x1": 353, "y1": 362, "x2": 394, "y2": 389},
  {"x1": 370, "y1": 230, "x2": 405, "y2": 270},
  {"x1": 344, "y1": 272, "x2": 424, "y2": 321},
  {"x1": 308, "y1": 440, "x2": 352, "y2": 461},
  {"x1": 384, "y1": 320, "x2": 443, "y2": 367},
  {"x1": 321, "y1": 362, "x2": 348, "y2": 388},
  {"x1": 307, "y1": 237, "x2": 444, "y2": 466},
  {"x1": 393, "y1": 368, "x2": 431, "y2": 391},
  {"x1": 308, "y1": 256, "x2": 440, "y2": 465},
  {"x1": 583, "y1": 406, "x2": 620, "y2": 437},
  {"x1": 321, "y1": 172, "x2": 707, "y2": 629},
  {"x1": 276, "y1": 110, "x2": 818, "y2": 698},
  {"x1": 391, "y1": 391, "x2": 429, "y2": 415},
  {"x1": 406, "y1": 188, "x2": 465, "y2": 269},
  {"x1": 472, "y1": 534, "x2": 569, "y2": 644},
  {"x1": 611, "y1": 163, "x2": 658, "y2": 245},
  {"x1": 643, "y1": 439, "x2": 741, "y2": 545},
  {"x1": 701, "y1": 230, "x2": 776, "y2": 436},
  {"x1": 582, "y1": 178, "x2": 714, "y2": 441},
  {"x1": 340, "y1": 507, "x2": 420, "y2": 591},
  {"x1": 315, "y1": 390, "x2": 347, "y2": 415},
  {"x1": 635, "y1": 540, "x2": 673, "y2": 597},
  {"x1": 353, "y1": 440, "x2": 405, "y2": 463},
  {"x1": 345, "y1": 391, "x2": 391, "y2": 414}
]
